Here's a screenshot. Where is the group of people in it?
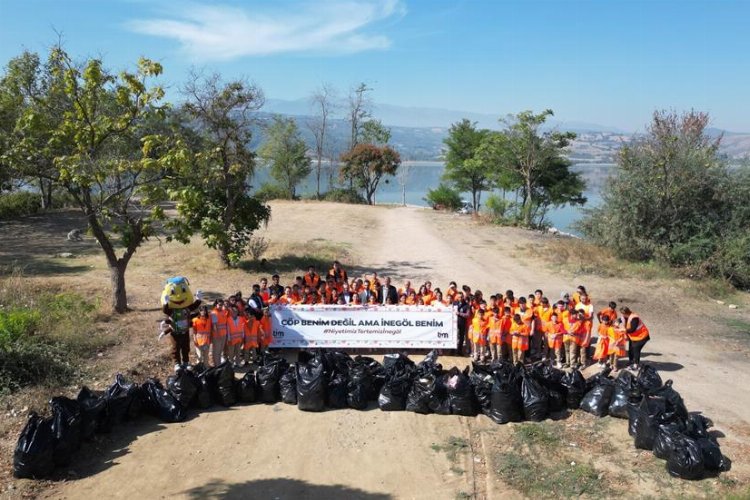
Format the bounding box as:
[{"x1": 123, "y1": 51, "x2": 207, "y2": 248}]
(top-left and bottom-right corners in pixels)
[{"x1": 161, "y1": 261, "x2": 651, "y2": 373}]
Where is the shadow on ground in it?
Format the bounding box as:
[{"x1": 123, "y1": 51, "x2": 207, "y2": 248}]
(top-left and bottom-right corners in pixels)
[{"x1": 180, "y1": 478, "x2": 393, "y2": 500}]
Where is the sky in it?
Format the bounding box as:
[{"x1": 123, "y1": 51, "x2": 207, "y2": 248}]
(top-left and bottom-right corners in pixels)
[{"x1": 1, "y1": 0, "x2": 749, "y2": 132}]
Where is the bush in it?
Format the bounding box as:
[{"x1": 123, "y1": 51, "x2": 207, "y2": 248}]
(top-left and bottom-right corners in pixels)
[
  {"x1": 0, "y1": 191, "x2": 42, "y2": 219},
  {"x1": 484, "y1": 194, "x2": 517, "y2": 223},
  {"x1": 247, "y1": 235, "x2": 270, "y2": 262},
  {"x1": 424, "y1": 183, "x2": 462, "y2": 210},
  {"x1": 321, "y1": 188, "x2": 366, "y2": 205},
  {"x1": 0, "y1": 282, "x2": 102, "y2": 394},
  {"x1": 254, "y1": 183, "x2": 293, "y2": 202}
]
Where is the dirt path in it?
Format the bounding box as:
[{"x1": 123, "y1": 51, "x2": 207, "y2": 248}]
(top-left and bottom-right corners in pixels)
[{"x1": 36, "y1": 202, "x2": 750, "y2": 498}]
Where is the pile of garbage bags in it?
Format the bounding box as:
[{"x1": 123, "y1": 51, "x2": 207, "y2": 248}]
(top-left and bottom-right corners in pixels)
[{"x1": 13, "y1": 351, "x2": 730, "y2": 482}]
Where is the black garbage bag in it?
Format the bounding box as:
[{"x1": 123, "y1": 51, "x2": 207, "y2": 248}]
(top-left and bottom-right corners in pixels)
[
  {"x1": 585, "y1": 366, "x2": 613, "y2": 393},
  {"x1": 416, "y1": 350, "x2": 442, "y2": 376},
  {"x1": 280, "y1": 366, "x2": 297, "y2": 405},
  {"x1": 106, "y1": 374, "x2": 142, "y2": 425},
  {"x1": 257, "y1": 356, "x2": 289, "y2": 404},
  {"x1": 446, "y1": 367, "x2": 477, "y2": 416},
  {"x1": 347, "y1": 362, "x2": 373, "y2": 410},
  {"x1": 633, "y1": 396, "x2": 681, "y2": 449},
  {"x1": 194, "y1": 371, "x2": 213, "y2": 409},
  {"x1": 697, "y1": 437, "x2": 731, "y2": 472},
  {"x1": 378, "y1": 365, "x2": 415, "y2": 411},
  {"x1": 667, "y1": 434, "x2": 705, "y2": 480},
  {"x1": 428, "y1": 373, "x2": 451, "y2": 415},
  {"x1": 49, "y1": 396, "x2": 82, "y2": 466},
  {"x1": 521, "y1": 372, "x2": 549, "y2": 422},
  {"x1": 653, "y1": 423, "x2": 684, "y2": 460},
  {"x1": 13, "y1": 413, "x2": 55, "y2": 479},
  {"x1": 327, "y1": 372, "x2": 349, "y2": 409},
  {"x1": 323, "y1": 351, "x2": 352, "y2": 376},
  {"x1": 489, "y1": 365, "x2": 523, "y2": 424},
  {"x1": 204, "y1": 363, "x2": 237, "y2": 406},
  {"x1": 530, "y1": 366, "x2": 567, "y2": 414},
  {"x1": 651, "y1": 380, "x2": 689, "y2": 423},
  {"x1": 77, "y1": 387, "x2": 108, "y2": 439},
  {"x1": 382, "y1": 352, "x2": 415, "y2": 372},
  {"x1": 167, "y1": 369, "x2": 199, "y2": 409},
  {"x1": 235, "y1": 371, "x2": 257, "y2": 404},
  {"x1": 637, "y1": 364, "x2": 663, "y2": 394},
  {"x1": 580, "y1": 378, "x2": 616, "y2": 417},
  {"x1": 141, "y1": 378, "x2": 187, "y2": 423},
  {"x1": 354, "y1": 356, "x2": 385, "y2": 399},
  {"x1": 470, "y1": 363, "x2": 494, "y2": 416},
  {"x1": 608, "y1": 371, "x2": 642, "y2": 419},
  {"x1": 296, "y1": 358, "x2": 326, "y2": 412},
  {"x1": 560, "y1": 369, "x2": 586, "y2": 409},
  {"x1": 406, "y1": 374, "x2": 437, "y2": 414},
  {"x1": 685, "y1": 414, "x2": 712, "y2": 439}
]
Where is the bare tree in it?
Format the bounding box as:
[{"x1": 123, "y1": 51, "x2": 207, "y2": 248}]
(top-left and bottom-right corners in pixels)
[
  {"x1": 397, "y1": 161, "x2": 411, "y2": 206},
  {"x1": 307, "y1": 83, "x2": 337, "y2": 199},
  {"x1": 348, "y1": 82, "x2": 372, "y2": 149}
]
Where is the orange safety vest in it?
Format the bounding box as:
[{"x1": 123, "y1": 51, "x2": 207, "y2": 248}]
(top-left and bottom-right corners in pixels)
[
  {"x1": 211, "y1": 308, "x2": 229, "y2": 337},
  {"x1": 488, "y1": 316, "x2": 502, "y2": 344},
  {"x1": 626, "y1": 314, "x2": 650, "y2": 342},
  {"x1": 471, "y1": 313, "x2": 488, "y2": 344},
  {"x1": 227, "y1": 316, "x2": 249, "y2": 346},
  {"x1": 304, "y1": 273, "x2": 320, "y2": 288},
  {"x1": 510, "y1": 322, "x2": 529, "y2": 351},
  {"x1": 192, "y1": 316, "x2": 212, "y2": 347},
  {"x1": 545, "y1": 322, "x2": 564, "y2": 349},
  {"x1": 536, "y1": 306, "x2": 553, "y2": 328}
]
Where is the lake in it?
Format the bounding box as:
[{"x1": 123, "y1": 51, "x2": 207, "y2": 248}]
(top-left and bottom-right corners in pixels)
[{"x1": 253, "y1": 162, "x2": 616, "y2": 234}]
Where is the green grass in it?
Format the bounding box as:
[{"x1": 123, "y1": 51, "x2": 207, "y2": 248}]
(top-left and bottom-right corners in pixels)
[
  {"x1": 494, "y1": 452, "x2": 606, "y2": 499},
  {"x1": 431, "y1": 436, "x2": 471, "y2": 464},
  {"x1": 513, "y1": 422, "x2": 562, "y2": 448}
]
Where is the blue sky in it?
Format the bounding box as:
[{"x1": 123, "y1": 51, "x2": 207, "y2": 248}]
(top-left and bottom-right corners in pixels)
[{"x1": 1, "y1": 0, "x2": 748, "y2": 132}]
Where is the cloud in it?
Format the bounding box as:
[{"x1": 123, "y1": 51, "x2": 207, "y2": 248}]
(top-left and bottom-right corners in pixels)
[{"x1": 126, "y1": 0, "x2": 405, "y2": 60}]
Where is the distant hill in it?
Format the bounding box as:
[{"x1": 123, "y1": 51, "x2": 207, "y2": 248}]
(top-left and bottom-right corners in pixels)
[{"x1": 257, "y1": 98, "x2": 750, "y2": 162}]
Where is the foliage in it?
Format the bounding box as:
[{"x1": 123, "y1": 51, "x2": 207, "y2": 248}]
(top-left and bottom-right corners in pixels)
[
  {"x1": 580, "y1": 110, "x2": 750, "y2": 289},
  {"x1": 340, "y1": 143, "x2": 401, "y2": 205},
  {"x1": 321, "y1": 187, "x2": 367, "y2": 204},
  {"x1": 479, "y1": 110, "x2": 585, "y2": 227},
  {"x1": 307, "y1": 83, "x2": 337, "y2": 198},
  {"x1": 442, "y1": 119, "x2": 491, "y2": 212},
  {"x1": 1, "y1": 47, "x2": 178, "y2": 313},
  {"x1": 424, "y1": 183, "x2": 462, "y2": 210},
  {"x1": 0, "y1": 191, "x2": 41, "y2": 219},
  {"x1": 167, "y1": 72, "x2": 270, "y2": 268},
  {"x1": 254, "y1": 182, "x2": 293, "y2": 202},
  {"x1": 259, "y1": 115, "x2": 311, "y2": 199},
  {"x1": 360, "y1": 119, "x2": 391, "y2": 145},
  {"x1": 0, "y1": 285, "x2": 100, "y2": 394},
  {"x1": 483, "y1": 194, "x2": 515, "y2": 222}
]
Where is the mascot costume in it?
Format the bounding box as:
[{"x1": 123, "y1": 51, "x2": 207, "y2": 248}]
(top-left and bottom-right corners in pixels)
[{"x1": 160, "y1": 276, "x2": 202, "y2": 369}]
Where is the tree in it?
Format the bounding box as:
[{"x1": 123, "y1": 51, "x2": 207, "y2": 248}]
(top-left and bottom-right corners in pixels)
[
  {"x1": 11, "y1": 48, "x2": 177, "y2": 313},
  {"x1": 307, "y1": 83, "x2": 336, "y2": 199},
  {"x1": 169, "y1": 72, "x2": 270, "y2": 268},
  {"x1": 481, "y1": 110, "x2": 584, "y2": 226},
  {"x1": 442, "y1": 119, "x2": 491, "y2": 212},
  {"x1": 340, "y1": 143, "x2": 400, "y2": 205},
  {"x1": 259, "y1": 115, "x2": 311, "y2": 199},
  {"x1": 580, "y1": 110, "x2": 727, "y2": 262},
  {"x1": 0, "y1": 49, "x2": 69, "y2": 207},
  {"x1": 360, "y1": 118, "x2": 391, "y2": 145},
  {"x1": 348, "y1": 82, "x2": 372, "y2": 149}
]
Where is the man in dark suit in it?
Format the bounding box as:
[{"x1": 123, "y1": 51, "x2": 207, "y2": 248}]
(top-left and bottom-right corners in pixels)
[
  {"x1": 381, "y1": 277, "x2": 399, "y2": 305},
  {"x1": 340, "y1": 281, "x2": 354, "y2": 304}
]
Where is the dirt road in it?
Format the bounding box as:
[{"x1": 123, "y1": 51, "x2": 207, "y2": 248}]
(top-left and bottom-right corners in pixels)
[{"x1": 36, "y1": 202, "x2": 750, "y2": 498}]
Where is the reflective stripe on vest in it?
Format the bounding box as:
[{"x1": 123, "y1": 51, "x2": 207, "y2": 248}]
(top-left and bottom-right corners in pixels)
[{"x1": 627, "y1": 314, "x2": 649, "y2": 341}]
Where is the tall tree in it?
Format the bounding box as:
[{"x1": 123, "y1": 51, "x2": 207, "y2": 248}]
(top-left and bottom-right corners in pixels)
[
  {"x1": 307, "y1": 83, "x2": 336, "y2": 198},
  {"x1": 482, "y1": 110, "x2": 583, "y2": 226},
  {"x1": 340, "y1": 143, "x2": 400, "y2": 205},
  {"x1": 442, "y1": 119, "x2": 490, "y2": 212},
  {"x1": 348, "y1": 82, "x2": 372, "y2": 149},
  {"x1": 10, "y1": 48, "x2": 177, "y2": 313},
  {"x1": 168, "y1": 72, "x2": 270, "y2": 268},
  {"x1": 259, "y1": 115, "x2": 311, "y2": 199},
  {"x1": 0, "y1": 49, "x2": 69, "y2": 207},
  {"x1": 360, "y1": 118, "x2": 391, "y2": 145}
]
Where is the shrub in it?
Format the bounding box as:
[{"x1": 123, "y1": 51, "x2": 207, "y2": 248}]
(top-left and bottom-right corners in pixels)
[
  {"x1": 247, "y1": 235, "x2": 270, "y2": 261},
  {"x1": 424, "y1": 183, "x2": 462, "y2": 210},
  {"x1": 0, "y1": 191, "x2": 42, "y2": 219},
  {"x1": 484, "y1": 194, "x2": 517, "y2": 223},
  {"x1": 254, "y1": 183, "x2": 293, "y2": 202},
  {"x1": 321, "y1": 188, "x2": 366, "y2": 204},
  {"x1": 0, "y1": 309, "x2": 41, "y2": 348}
]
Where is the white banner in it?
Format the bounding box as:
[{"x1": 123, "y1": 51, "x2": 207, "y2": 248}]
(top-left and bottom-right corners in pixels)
[{"x1": 269, "y1": 304, "x2": 457, "y2": 348}]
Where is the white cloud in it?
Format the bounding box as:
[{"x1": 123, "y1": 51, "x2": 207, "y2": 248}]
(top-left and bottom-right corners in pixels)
[{"x1": 126, "y1": 0, "x2": 405, "y2": 60}]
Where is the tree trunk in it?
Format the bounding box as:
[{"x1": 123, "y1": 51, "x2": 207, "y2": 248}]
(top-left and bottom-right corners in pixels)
[
  {"x1": 110, "y1": 261, "x2": 128, "y2": 313},
  {"x1": 39, "y1": 178, "x2": 52, "y2": 210},
  {"x1": 217, "y1": 246, "x2": 232, "y2": 268},
  {"x1": 524, "y1": 176, "x2": 533, "y2": 226},
  {"x1": 316, "y1": 158, "x2": 322, "y2": 199}
]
